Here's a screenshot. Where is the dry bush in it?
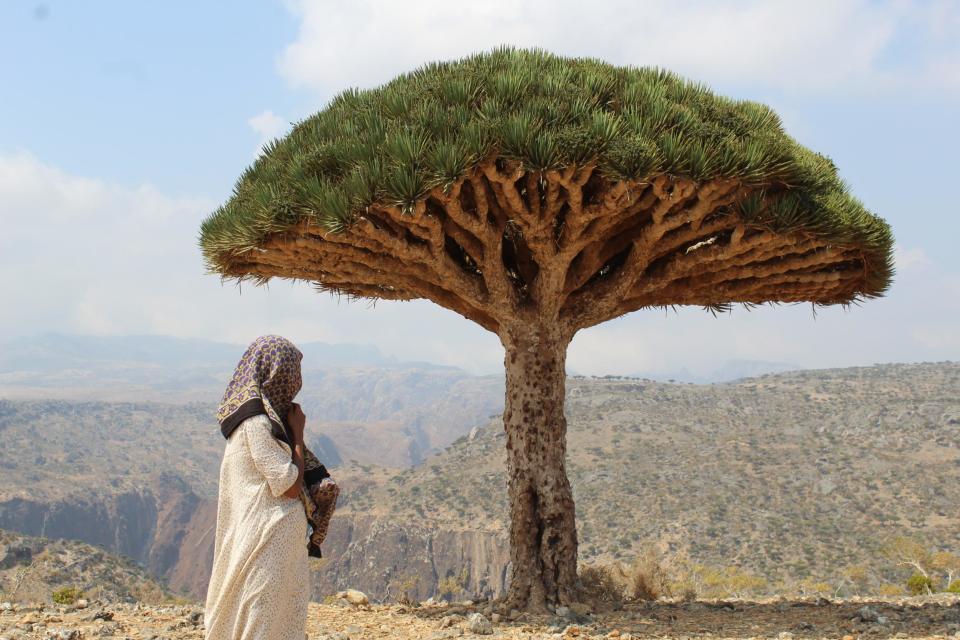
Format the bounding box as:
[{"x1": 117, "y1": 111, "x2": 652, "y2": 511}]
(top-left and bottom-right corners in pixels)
[
  {"x1": 577, "y1": 563, "x2": 624, "y2": 610},
  {"x1": 578, "y1": 546, "x2": 679, "y2": 607},
  {"x1": 625, "y1": 548, "x2": 672, "y2": 601},
  {"x1": 388, "y1": 574, "x2": 420, "y2": 605}
]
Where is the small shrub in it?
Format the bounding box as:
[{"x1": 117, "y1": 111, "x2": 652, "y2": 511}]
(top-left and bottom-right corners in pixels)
[
  {"x1": 577, "y1": 564, "x2": 624, "y2": 610},
  {"x1": 906, "y1": 573, "x2": 934, "y2": 595},
  {"x1": 437, "y1": 572, "x2": 466, "y2": 600},
  {"x1": 946, "y1": 580, "x2": 960, "y2": 594},
  {"x1": 626, "y1": 549, "x2": 670, "y2": 601},
  {"x1": 51, "y1": 586, "x2": 83, "y2": 605}
]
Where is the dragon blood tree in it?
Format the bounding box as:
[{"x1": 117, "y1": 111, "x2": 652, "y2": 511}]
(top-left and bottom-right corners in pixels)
[{"x1": 200, "y1": 48, "x2": 893, "y2": 610}]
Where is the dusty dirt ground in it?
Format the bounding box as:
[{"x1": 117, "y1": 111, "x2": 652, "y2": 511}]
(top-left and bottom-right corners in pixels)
[{"x1": 1, "y1": 595, "x2": 958, "y2": 639}]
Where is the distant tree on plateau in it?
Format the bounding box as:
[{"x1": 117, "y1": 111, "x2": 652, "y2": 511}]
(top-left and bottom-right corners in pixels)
[{"x1": 200, "y1": 48, "x2": 894, "y2": 611}]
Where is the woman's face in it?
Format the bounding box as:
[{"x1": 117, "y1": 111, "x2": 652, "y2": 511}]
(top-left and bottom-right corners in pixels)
[{"x1": 290, "y1": 354, "x2": 303, "y2": 399}]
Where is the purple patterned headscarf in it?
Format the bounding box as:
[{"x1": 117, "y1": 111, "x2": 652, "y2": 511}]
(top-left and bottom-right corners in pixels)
[{"x1": 217, "y1": 335, "x2": 303, "y2": 444}]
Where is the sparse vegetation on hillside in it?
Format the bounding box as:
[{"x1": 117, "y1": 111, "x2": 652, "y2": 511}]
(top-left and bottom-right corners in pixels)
[
  {"x1": 0, "y1": 400, "x2": 223, "y2": 499},
  {"x1": 0, "y1": 361, "x2": 957, "y2": 601},
  {"x1": 0, "y1": 529, "x2": 170, "y2": 603},
  {"x1": 352, "y1": 362, "x2": 960, "y2": 595}
]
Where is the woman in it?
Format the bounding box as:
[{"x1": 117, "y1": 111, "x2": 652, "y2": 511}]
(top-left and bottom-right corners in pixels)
[{"x1": 204, "y1": 335, "x2": 310, "y2": 640}]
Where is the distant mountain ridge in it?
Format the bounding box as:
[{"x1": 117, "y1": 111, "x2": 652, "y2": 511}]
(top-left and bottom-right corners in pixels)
[
  {"x1": 0, "y1": 333, "x2": 802, "y2": 387},
  {"x1": 0, "y1": 334, "x2": 472, "y2": 407},
  {"x1": 625, "y1": 358, "x2": 800, "y2": 383},
  {"x1": 0, "y1": 333, "x2": 395, "y2": 373}
]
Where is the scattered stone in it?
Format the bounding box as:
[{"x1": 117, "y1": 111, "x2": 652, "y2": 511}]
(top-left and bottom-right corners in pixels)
[
  {"x1": 74, "y1": 599, "x2": 88, "y2": 610},
  {"x1": 84, "y1": 609, "x2": 113, "y2": 622},
  {"x1": 858, "y1": 605, "x2": 881, "y2": 622},
  {"x1": 335, "y1": 589, "x2": 370, "y2": 606},
  {"x1": 440, "y1": 614, "x2": 461, "y2": 628},
  {"x1": 18, "y1": 613, "x2": 39, "y2": 625},
  {"x1": 466, "y1": 612, "x2": 493, "y2": 635},
  {"x1": 0, "y1": 595, "x2": 957, "y2": 639},
  {"x1": 96, "y1": 621, "x2": 117, "y2": 636},
  {"x1": 555, "y1": 606, "x2": 571, "y2": 619}
]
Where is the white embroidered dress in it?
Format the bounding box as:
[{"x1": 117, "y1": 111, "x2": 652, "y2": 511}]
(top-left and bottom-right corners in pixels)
[{"x1": 204, "y1": 414, "x2": 309, "y2": 640}]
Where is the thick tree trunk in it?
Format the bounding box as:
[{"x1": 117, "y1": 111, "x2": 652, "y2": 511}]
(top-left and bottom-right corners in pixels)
[{"x1": 499, "y1": 324, "x2": 578, "y2": 612}]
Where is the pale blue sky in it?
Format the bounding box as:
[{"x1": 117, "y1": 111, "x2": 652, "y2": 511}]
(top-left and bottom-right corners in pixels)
[{"x1": 1, "y1": 1, "x2": 958, "y2": 374}]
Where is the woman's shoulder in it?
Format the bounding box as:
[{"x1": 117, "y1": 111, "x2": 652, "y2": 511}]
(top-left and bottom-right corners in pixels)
[
  {"x1": 226, "y1": 413, "x2": 271, "y2": 443},
  {"x1": 239, "y1": 413, "x2": 271, "y2": 430}
]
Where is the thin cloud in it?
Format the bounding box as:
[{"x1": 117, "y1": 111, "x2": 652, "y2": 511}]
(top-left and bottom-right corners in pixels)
[
  {"x1": 248, "y1": 110, "x2": 289, "y2": 156},
  {"x1": 894, "y1": 245, "x2": 932, "y2": 271},
  {"x1": 278, "y1": 0, "x2": 959, "y2": 97}
]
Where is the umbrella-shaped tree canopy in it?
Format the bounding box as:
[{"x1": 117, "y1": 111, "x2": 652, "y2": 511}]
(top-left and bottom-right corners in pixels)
[
  {"x1": 200, "y1": 47, "x2": 893, "y2": 611},
  {"x1": 202, "y1": 48, "x2": 891, "y2": 324}
]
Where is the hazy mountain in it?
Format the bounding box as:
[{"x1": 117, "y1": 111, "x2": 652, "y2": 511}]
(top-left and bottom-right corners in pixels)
[
  {"x1": 0, "y1": 333, "x2": 393, "y2": 376},
  {"x1": 626, "y1": 358, "x2": 801, "y2": 383},
  {"x1": 0, "y1": 333, "x2": 470, "y2": 404}
]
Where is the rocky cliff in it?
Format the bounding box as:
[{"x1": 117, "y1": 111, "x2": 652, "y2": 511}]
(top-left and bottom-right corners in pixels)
[
  {"x1": 0, "y1": 485, "x2": 510, "y2": 602},
  {"x1": 312, "y1": 515, "x2": 509, "y2": 602},
  {"x1": 0, "y1": 475, "x2": 216, "y2": 598}
]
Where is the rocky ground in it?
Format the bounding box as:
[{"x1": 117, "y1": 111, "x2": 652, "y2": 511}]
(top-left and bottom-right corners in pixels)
[{"x1": 1, "y1": 594, "x2": 959, "y2": 640}]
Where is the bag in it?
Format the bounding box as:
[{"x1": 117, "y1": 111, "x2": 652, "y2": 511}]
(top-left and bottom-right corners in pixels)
[{"x1": 301, "y1": 448, "x2": 339, "y2": 558}]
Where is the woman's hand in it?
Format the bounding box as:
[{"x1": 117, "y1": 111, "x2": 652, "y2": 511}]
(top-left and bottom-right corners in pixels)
[{"x1": 287, "y1": 403, "x2": 306, "y2": 444}]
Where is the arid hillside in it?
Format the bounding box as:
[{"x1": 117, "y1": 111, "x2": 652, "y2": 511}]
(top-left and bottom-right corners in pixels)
[
  {"x1": 0, "y1": 361, "x2": 957, "y2": 601},
  {"x1": 335, "y1": 362, "x2": 960, "y2": 596},
  {"x1": 0, "y1": 528, "x2": 169, "y2": 604}
]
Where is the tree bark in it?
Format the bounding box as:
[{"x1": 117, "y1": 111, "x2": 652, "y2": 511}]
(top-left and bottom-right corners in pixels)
[{"x1": 499, "y1": 324, "x2": 578, "y2": 612}]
